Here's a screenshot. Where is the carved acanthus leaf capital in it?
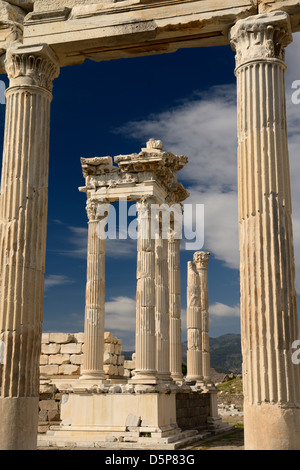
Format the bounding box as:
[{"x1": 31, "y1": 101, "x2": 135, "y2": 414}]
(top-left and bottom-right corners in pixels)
[
  {"x1": 230, "y1": 11, "x2": 292, "y2": 69},
  {"x1": 193, "y1": 251, "x2": 210, "y2": 269},
  {"x1": 5, "y1": 44, "x2": 60, "y2": 92},
  {"x1": 86, "y1": 199, "x2": 99, "y2": 221}
]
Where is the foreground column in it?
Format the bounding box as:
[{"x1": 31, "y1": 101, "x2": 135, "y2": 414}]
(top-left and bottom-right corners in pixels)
[
  {"x1": 230, "y1": 11, "x2": 300, "y2": 449},
  {"x1": 132, "y1": 198, "x2": 157, "y2": 384},
  {"x1": 194, "y1": 252, "x2": 211, "y2": 385},
  {"x1": 0, "y1": 44, "x2": 59, "y2": 449},
  {"x1": 186, "y1": 260, "x2": 203, "y2": 383},
  {"x1": 168, "y1": 218, "x2": 183, "y2": 382},
  {"x1": 80, "y1": 199, "x2": 108, "y2": 381}
]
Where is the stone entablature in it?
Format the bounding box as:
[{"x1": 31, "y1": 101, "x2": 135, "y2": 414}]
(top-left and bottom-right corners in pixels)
[{"x1": 80, "y1": 138, "x2": 189, "y2": 206}]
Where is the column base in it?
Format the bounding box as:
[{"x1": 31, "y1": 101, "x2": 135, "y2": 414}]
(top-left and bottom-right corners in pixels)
[
  {"x1": 129, "y1": 370, "x2": 158, "y2": 385},
  {"x1": 244, "y1": 402, "x2": 300, "y2": 450},
  {"x1": 157, "y1": 372, "x2": 172, "y2": 383},
  {"x1": 185, "y1": 375, "x2": 203, "y2": 384},
  {"x1": 0, "y1": 397, "x2": 39, "y2": 450},
  {"x1": 80, "y1": 370, "x2": 107, "y2": 383},
  {"x1": 171, "y1": 373, "x2": 183, "y2": 384}
]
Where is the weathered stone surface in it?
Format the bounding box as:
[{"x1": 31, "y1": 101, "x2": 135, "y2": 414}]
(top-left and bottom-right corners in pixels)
[
  {"x1": 60, "y1": 343, "x2": 82, "y2": 354},
  {"x1": 230, "y1": 11, "x2": 300, "y2": 450},
  {"x1": 22, "y1": 0, "x2": 258, "y2": 68},
  {"x1": 40, "y1": 355, "x2": 49, "y2": 365},
  {"x1": 49, "y1": 333, "x2": 74, "y2": 344},
  {"x1": 41, "y1": 344, "x2": 61, "y2": 355},
  {"x1": 41, "y1": 334, "x2": 50, "y2": 344},
  {"x1": 58, "y1": 364, "x2": 80, "y2": 375},
  {"x1": 40, "y1": 365, "x2": 59, "y2": 376},
  {"x1": 39, "y1": 400, "x2": 59, "y2": 412},
  {"x1": 70, "y1": 354, "x2": 84, "y2": 365},
  {"x1": 48, "y1": 354, "x2": 70, "y2": 365}
]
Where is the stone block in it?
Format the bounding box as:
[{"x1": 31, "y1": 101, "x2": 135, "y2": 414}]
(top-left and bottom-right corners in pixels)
[
  {"x1": 41, "y1": 333, "x2": 50, "y2": 344},
  {"x1": 39, "y1": 400, "x2": 59, "y2": 411},
  {"x1": 74, "y1": 332, "x2": 85, "y2": 343},
  {"x1": 104, "y1": 343, "x2": 115, "y2": 354},
  {"x1": 125, "y1": 414, "x2": 141, "y2": 427},
  {"x1": 38, "y1": 410, "x2": 48, "y2": 421},
  {"x1": 48, "y1": 354, "x2": 70, "y2": 365},
  {"x1": 117, "y1": 366, "x2": 124, "y2": 376},
  {"x1": 60, "y1": 343, "x2": 82, "y2": 354},
  {"x1": 104, "y1": 332, "x2": 113, "y2": 342},
  {"x1": 41, "y1": 343, "x2": 60, "y2": 355},
  {"x1": 40, "y1": 365, "x2": 59, "y2": 376},
  {"x1": 103, "y1": 352, "x2": 113, "y2": 365},
  {"x1": 48, "y1": 410, "x2": 61, "y2": 422},
  {"x1": 40, "y1": 355, "x2": 48, "y2": 365},
  {"x1": 38, "y1": 424, "x2": 49, "y2": 434},
  {"x1": 114, "y1": 344, "x2": 122, "y2": 355},
  {"x1": 103, "y1": 364, "x2": 115, "y2": 375},
  {"x1": 124, "y1": 360, "x2": 135, "y2": 370},
  {"x1": 117, "y1": 355, "x2": 124, "y2": 365},
  {"x1": 70, "y1": 354, "x2": 84, "y2": 365},
  {"x1": 49, "y1": 333, "x2": 74, "y2": 344},
  {"x1": 58, "y1": 364, "x2": 80, "y2": 375},
  {"x1": 40, "y1": 383, "x2": 57, "y2": 395}
]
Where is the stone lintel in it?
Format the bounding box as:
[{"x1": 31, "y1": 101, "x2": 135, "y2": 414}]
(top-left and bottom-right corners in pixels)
[
  {"x1": 259, "y1": 0, "x2": 300, "y2": 32},
  {"x1": 21, "y1": 0, "x2": 257, "y2": 67}
]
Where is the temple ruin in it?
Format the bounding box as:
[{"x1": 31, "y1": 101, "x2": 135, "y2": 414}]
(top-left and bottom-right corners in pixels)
[{"x1": 1, "y1": 0, "x2": 300, "y2": 450}]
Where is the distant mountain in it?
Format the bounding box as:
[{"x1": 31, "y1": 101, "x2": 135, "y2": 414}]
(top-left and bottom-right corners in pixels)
[
  {"x1": 182, "y1": 333, "x2": 242, "y2": 374},
  {"x1": 123, "y1": 334, "x2": 242, "y2": 374}
]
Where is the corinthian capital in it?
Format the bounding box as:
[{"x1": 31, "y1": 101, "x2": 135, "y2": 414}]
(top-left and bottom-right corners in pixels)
[
  {"x1": 230, "y1": 11, "x2": 292, "y2": 69},
  {"x1": 5, "y1": 44, "x2": 60, "y2": 92},
  {"x1": 193, "y1": 251, "x2": 210, "y2": 270}
]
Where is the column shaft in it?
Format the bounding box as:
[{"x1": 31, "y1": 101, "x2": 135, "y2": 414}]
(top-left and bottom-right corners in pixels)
[
  {"x1": 194, "y1": 252, "x2": 211, "y2": 383},
  {"x1": 132, "y1": 199, "x2": 157, "y2": 384},
  {"x1": 81, "y1": 200, "x2": 107, "y2": 380},
  {"x1": 155, "y1": 221, "x2": 170, "y2": 380},
  {"x1": 0, "y1": 45, "x2": 59, "y2": 450},
  {"x1": 186, "y1": 261, "x2": 203, "y2": 381},
  {"x1": 168, "y1": 223, "x2": 183, "y2": 381},
  {"x1": 230, "y1": 11, "x2": 300, "y2": 449}
]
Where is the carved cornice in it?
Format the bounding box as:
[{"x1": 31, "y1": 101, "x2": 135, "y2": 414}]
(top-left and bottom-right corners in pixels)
[
  {"x1": 230, "y1": 11, "x2": 292, "y2": 69},
  {"x1": 4, "y1": 44, "x2": 60, "y2": 91},
  {"x1": 193, "y1": 251, "x2": 210, "y2": 269},
  {"x1": 81, "y1": 156, "x2": 115, "y2": 178}
]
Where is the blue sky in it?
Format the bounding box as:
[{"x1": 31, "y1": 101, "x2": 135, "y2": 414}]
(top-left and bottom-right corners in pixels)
[{"x1": 1, "y1": 34, "x2": 300, "y2": 350}]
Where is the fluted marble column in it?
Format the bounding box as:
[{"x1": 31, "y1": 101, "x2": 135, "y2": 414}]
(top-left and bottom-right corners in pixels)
[
  {"x1": 194, "y1": 252, "x2": 211, "y2": 384},
  {"x1": 155, "y1": 218, "x2": 171, "y2": 381},
  {"x1": 80, "y1": 199, "x2": 108, "y2": 381},
  {"x1": 132, "y1": 198, "x2": 157, "y2": 384},
  {"x1": 0, "y1": 44, "x2": 59, "y2": 450},
  {"x1": 186, "y1": 260, "x2": 203, "y2": 382},
  {"x1": 168, "y1": 218, "x2": 183, "y2": 382},
  {"x1": 230, "y1": 11, "x2": 300, "y2": 450}
]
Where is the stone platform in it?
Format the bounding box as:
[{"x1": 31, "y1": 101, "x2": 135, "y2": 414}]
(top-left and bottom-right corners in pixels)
[{"x1": 37, "y1": 380, "x2": 233, "y2": 449}]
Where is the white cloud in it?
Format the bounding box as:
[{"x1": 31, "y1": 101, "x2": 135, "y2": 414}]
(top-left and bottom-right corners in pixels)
[
  {"x1": 210, "y1": 302, "x2": 240, "y2": 318},
  {"x1": 119, "y1": 58, "x2": 300, "y2": 290},
  {"x1": 120, "y1": 84, "x2": 240, "y2": 270},
  {"x1": 105, "y1": 296, "x2": 136, "y2": 331},
  {"x1": 44, "y1": 274, "x2": 75, "y2": 291},
  {"x1": 52, "y1": 220, "x2": 137, "y2": 260},
  {"x1": 121, "y1": 84, "x2": 237, "y2": 191}
]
